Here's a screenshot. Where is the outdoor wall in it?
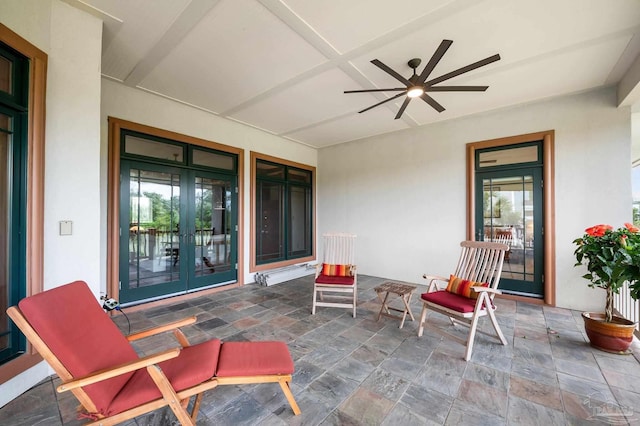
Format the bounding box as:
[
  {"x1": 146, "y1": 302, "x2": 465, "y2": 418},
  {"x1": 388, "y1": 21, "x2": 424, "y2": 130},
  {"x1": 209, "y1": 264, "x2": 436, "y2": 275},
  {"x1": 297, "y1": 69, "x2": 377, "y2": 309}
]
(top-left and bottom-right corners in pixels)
[
  {"x1": 0, "y1": 0, "x2": 103, "y2": 408},
  {"x1": 318, "y1": 86, "x2": 631, "y2": 313},
  {"x1": 100, "y1": 79, "x2": 318, "y2": 285}
]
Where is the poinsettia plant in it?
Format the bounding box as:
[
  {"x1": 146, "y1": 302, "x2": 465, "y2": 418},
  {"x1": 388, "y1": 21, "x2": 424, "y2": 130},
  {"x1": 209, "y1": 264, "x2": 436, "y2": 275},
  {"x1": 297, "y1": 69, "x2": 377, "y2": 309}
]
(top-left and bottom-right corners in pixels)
[{"x1": 573, "y1": 223, "x2": 640, "y2": 322}]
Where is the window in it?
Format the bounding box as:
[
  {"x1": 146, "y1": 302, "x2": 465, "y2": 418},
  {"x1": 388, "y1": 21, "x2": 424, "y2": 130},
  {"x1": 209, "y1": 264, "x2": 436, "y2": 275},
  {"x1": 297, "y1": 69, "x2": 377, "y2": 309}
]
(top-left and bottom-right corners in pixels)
[
  {"x1": 0, "y1": 23, "x2": 47, "y2": 379},
  {"x1": 251, "y1": 153, "x2": 314, "y2": 269}
]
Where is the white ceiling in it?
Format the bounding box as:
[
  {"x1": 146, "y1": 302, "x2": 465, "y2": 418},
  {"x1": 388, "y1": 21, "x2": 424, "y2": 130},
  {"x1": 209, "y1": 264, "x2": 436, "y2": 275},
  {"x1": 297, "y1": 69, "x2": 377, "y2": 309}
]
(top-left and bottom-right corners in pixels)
[{"x1": 65, "y1": 0, "x2": 640, "y2": 149}]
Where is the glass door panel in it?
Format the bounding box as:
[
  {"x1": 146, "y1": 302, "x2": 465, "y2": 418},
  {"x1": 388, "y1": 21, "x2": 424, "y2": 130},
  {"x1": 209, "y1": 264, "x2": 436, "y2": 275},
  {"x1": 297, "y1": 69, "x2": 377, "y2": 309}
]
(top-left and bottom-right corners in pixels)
[
  {"x1": 477, "y1": 168, "x2": 543, "y2": 297},
  {"x1": 0, "y1": 113, "x2": 12, "y2": 361},
  {"x1": 191, "y1": 174, "x2": 236, "y2": 289},
  {"x1": 121, "y1": 166, "x2": 185, "y2": 303}
]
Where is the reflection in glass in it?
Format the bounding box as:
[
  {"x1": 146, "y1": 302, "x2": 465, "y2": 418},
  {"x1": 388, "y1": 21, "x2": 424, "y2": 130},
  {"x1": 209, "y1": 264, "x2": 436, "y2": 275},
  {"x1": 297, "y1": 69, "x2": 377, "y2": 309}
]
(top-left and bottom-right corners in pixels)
[
  {"x1": 194, "y1": 177, "x2": 232, "y2": 278},
  {"x1": 256, "y1": 181, "x2": 284, "y2": 262},
  {"x1": 0, "y1": 119, "x2": 11, "y2": 354},
  {"x1": 128, "y1": 169, "x2": 181, "y2": 289},
  {"x1": 288, "y1": 185, "x2": 311, "y2": 257},
  {"x1": 483, "y1": 176, "x2": 534, "y2": 282}
]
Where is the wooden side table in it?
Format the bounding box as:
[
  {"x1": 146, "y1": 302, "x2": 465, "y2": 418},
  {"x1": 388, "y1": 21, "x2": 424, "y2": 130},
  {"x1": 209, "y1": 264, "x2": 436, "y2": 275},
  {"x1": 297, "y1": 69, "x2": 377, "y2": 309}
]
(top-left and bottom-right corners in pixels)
[{"x1": 374, "y1": 282, "x2": 417, "y2": 328}]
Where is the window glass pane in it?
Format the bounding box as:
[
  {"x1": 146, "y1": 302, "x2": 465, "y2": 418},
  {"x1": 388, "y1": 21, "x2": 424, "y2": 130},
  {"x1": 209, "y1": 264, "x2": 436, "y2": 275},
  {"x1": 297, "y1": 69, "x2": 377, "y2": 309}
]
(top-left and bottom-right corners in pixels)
[
  {"x1": 0, "y1": 55, "x2": 11, "y2": 95},
  {"x1": 128, "y1": 169, "x2": 182, "y2": 289},
  {"x1": 0, "y1": 119, "x2": 11, "y2": 355},
  {"x1": 256, "y1": 181, "x2": 284, "y2": 263},
  {"x1": 125, "y1": 135, "x2": 183, "y2": 162},
  {"x1": 478, "y1": 145, "x2": 538, "y2": 168},
  {"x1": 256, "y1": 160, "x2": 285, "y2": 179},
  {"x1": 288, "y1": 186, "x2": 311, "y2": 257},
  {"x1": 0, "y1": 113, "x2": 9, "y2": 132},
  {"x1": 288, "y1": 168, "x2": 311, "y2": 184},
  {"x1": 193, "y1": 149, "x2": 234, "y2": 170}
]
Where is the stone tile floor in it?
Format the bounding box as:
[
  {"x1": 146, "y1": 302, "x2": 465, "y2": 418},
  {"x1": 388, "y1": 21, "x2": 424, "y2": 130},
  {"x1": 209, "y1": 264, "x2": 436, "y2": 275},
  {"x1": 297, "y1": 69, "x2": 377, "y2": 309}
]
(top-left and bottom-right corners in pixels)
[{"x1": 2, "y1": 274, "x2": 640, "y2": 425}]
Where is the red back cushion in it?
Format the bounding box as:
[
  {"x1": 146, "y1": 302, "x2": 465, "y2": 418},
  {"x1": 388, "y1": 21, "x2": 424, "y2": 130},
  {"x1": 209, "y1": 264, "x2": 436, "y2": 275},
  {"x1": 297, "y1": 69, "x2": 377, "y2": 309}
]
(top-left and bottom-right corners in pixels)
[
  {"x1": 19, "y1": 281, "x2": 138, "y2": 414},
  {"x1": 321, "y1": 263, "x2": 353, "y2": 277},
  {"x1": 445, "y1": 274, "x2": 488, "y2": 299}
]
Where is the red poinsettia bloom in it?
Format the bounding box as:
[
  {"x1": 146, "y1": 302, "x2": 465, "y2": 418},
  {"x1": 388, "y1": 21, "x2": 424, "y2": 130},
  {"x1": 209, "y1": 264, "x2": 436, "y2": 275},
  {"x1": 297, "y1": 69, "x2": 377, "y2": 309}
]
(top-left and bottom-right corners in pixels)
[
  {"x1": 624, "y1": 222, "x2": 639, "y2": 233},
  {"x1": 585, "y1": 224, "x2": 613, "y2": 237}
]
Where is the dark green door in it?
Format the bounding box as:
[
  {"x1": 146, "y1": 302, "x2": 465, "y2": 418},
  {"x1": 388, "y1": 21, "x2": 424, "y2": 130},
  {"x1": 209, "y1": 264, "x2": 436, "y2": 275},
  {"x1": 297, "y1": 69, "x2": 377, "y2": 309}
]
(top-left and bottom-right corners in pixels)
[
  {"x1": 119, "y1": 162, "x2": 237, "y2": 304},
  {"x1": 475, "y1": 164, "x2": 544, "y2": 298}
]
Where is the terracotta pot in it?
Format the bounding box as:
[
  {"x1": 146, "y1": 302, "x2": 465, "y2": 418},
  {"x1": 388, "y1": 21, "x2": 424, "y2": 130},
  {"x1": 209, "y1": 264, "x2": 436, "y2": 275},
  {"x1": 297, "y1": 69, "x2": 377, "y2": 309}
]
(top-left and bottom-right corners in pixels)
[{"x1": 582, "y1": 312, "x2": 637, "y2": 353}]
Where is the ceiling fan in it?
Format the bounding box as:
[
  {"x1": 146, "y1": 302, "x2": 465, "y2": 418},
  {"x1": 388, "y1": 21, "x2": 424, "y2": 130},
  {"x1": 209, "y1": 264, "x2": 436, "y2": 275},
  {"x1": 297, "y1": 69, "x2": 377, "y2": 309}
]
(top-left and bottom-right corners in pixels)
[{"x1": 344, "y1": 40, "x2": 500, "y2": 119}]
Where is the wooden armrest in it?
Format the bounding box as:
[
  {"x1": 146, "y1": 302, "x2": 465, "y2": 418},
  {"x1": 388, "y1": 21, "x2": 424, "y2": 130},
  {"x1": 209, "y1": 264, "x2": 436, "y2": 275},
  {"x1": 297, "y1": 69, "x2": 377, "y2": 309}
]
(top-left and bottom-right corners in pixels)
[
  {"x1": 471, "y1": 286, "x2": 502, "y2": 295},
  {"x1": 57, "y1": 348, "x2": 181, "y2": 392},
  {"x1": 422, "y1": 274, "x2": 449, "y2": 291},
  {"x1": 126, "y1": 316, "x2": 197, "y2": 342}
]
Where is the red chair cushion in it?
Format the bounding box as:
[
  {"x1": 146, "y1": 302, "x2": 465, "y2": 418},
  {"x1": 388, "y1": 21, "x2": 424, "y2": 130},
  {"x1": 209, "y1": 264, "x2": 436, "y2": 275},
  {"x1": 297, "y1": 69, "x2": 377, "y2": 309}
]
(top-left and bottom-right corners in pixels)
[
  {"x1": 421, "y1": 290, "x2": 477, "y2": 313},
  {"x1": 19, "y1": 281, "x2": 139, "y2": 414},
  {"x1": 107, "y1": 339, "x2": 221, "y2": 415},
  {"x1": 315, "y1": 274, "x2": 355, "y2": 285},
  {"x1": 216, "y1": 341, "x2": 294, "y2": 377}
]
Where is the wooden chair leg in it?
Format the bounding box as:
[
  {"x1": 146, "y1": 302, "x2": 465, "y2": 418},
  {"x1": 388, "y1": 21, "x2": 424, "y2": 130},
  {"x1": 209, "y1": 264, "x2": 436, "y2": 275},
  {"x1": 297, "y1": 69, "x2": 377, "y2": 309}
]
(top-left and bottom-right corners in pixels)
[
  {"x1": 146, "y1": 365, "x2": 195, "y2": 425},
  {"x1": 418, "y1": 304, "x2": 428, "y2": 337},
  {"x1": 278, "y1": 378, "x2": 301, "y2": 416},
  {"x1": 312, "y1": 286, "x2": 317, "y2": 315},
  {"x1": 465, "y1": 311, "x2": 482, "y2": 361},
  {"x1": 487, "y1": 304, "x2": 507, "y2": 345},
  {"x1": 189, "y1": 393, "x2": 204, "y2": 421}
]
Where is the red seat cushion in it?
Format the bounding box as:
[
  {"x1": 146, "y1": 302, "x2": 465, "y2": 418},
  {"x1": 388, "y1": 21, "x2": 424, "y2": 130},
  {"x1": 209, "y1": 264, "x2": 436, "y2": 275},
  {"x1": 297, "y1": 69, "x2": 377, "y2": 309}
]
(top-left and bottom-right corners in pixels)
[
  {"x1": 107, "y1": 339, "x2": 221, "y2": 415},
  {"x1": 315, "y1": 274, "x2": 355, "y2": 285},
  {"x1": 216, "y1": 341, "x2": 294, "y2": 377},
  {"x1": 421, "y1": 290, "x2": 478, "y2": 313},
  {"x1": 19, "y1": 281, "x2": 139, "y2": 414}
]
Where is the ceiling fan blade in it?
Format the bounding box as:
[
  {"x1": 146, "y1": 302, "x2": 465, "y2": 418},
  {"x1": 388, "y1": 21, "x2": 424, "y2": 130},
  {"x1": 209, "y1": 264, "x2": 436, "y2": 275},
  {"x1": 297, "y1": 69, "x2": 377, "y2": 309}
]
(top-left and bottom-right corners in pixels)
[
  {"x1": 427, "y1": 85, "x2": 489, "y2": 92},
  {"x1": 394, "y1": 97, "x2": 411, "y2": 120},
  {"x1": 417, "y1": 39, "x2": 453, "y2": 84},
  {"x1": 358, "y1": 92, "x2": 406, "y2": 114},
  {"x1": 426, "y1": 54, "x2": 501, "y2": 86},
  {"x1": 420, "y1": 93, "x2": 445, "y2": 113},
  {"x1": 371, "y1": 59, "x2": 412, "y2": 86},
  {"x1": 344, "y1": 88, "x2": 408, "y2": 94}
]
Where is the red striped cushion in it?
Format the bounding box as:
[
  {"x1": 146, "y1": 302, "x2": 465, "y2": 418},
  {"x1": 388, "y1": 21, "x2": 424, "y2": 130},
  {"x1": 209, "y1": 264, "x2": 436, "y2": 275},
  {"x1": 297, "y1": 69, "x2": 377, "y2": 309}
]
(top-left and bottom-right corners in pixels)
[
  {"x1": 321, "y1": 263, "x2": 352, "y2": 277},
  {"x1": 445, "y1": 274, "x2": 488, "y2": 299}
]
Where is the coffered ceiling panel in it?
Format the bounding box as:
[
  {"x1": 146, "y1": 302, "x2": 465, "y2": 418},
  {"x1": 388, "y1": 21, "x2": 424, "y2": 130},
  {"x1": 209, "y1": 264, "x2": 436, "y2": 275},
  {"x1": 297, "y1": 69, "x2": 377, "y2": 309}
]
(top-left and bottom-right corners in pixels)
[
  {"x1": 286, "y1": 107, "x2": 410, "y2": 148},
  {"x1": 138, "y1": 0, "x2": 327, "y2": 113},
  {"x1": 229, "y1": 69, "x2": 382, "y2": 134},
  {"x1": 281, "y1": 0, "x2": 456, "y2": 54}
]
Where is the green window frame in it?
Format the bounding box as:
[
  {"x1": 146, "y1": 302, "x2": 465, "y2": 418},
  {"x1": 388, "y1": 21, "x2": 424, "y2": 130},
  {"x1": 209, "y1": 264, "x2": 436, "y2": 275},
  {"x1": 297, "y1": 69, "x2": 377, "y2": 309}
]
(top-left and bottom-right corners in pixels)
[{"x1": 252, "y1": 154, "x2": 314, "y2": 269}]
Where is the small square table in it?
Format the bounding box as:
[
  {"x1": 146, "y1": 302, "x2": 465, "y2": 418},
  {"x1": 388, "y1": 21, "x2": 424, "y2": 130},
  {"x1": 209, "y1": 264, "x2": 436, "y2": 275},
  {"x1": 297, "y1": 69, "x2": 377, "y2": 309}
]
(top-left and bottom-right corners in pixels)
[{"x1": 374, "y1": 282, "x2": 417, "y2": 329}]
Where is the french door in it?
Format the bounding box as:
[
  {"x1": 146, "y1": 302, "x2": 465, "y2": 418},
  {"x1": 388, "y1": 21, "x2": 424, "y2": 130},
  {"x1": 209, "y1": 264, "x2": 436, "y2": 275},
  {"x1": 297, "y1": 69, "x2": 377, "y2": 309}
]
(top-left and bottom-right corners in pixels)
[
  {"x1": 475, "y1": 144, "x2": 544, "y2": 298},
  {"x1": 119, "y1": 161, "x2": 237, "y2": 304}
]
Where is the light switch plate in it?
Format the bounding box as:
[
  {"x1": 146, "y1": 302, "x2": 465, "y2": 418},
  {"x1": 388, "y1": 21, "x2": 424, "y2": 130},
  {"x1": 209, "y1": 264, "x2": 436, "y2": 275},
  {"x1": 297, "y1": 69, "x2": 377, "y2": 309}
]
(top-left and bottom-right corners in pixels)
[{"x1": 59, "y1": 220, "x2": 72, "y2": 236}]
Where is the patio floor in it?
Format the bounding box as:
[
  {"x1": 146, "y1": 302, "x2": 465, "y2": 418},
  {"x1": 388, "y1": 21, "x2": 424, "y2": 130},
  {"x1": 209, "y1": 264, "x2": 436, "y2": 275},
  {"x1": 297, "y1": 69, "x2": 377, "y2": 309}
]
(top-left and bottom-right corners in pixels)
[{"x1": 2, "y1": 274, "x2": 640, "y2": 425}]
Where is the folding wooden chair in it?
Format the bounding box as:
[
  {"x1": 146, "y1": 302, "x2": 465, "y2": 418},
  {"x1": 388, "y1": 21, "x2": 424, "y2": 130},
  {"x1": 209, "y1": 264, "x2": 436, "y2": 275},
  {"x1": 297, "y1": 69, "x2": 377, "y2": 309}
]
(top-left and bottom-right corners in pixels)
[
  {"x1": 7, "y1": 281, "x2": 300, "y2": 425},
  {"x1": 312, "y1": 233, "x2": 357, "y2": 317},
  {"x1": 417, "y1": 241, "x2": 509, "y2": 361}
]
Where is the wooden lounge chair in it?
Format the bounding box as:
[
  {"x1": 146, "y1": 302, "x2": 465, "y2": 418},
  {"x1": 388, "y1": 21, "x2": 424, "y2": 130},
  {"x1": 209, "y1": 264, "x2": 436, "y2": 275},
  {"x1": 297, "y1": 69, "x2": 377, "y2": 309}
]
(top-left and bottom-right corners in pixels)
[
  {"x1": 312, "y1": 233, "x2": 357, "y2": 317},
  {"x1": 417, "y1": 241, "x2": 509, "y2": 361},
  {"x1": 7, "y1": 281, "x2": 300, "y2": 425}
]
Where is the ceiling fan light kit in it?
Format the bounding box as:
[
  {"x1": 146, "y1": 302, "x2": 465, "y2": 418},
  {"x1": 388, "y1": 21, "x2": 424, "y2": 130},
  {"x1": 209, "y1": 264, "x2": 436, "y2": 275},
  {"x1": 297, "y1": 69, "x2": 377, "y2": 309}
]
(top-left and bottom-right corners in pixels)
[{"x1": 345, "y1": 39, "x2": 500, "y2": 119}]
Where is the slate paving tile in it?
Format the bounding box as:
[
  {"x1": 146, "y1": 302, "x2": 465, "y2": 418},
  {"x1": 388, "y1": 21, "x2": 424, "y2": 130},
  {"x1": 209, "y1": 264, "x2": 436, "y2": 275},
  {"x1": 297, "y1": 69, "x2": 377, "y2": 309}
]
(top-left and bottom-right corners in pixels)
[
  {"x1": 361, "y1": 367, "x2": 410, "y2": 401},
  {"x1": 381, "y1": 404, "x2": 437, "y2": 426},
  {"x1": 444, "y1": 400, "x2": 506, "y2": 426},
  {"x1": 305, "y1": 372, "x2": 359, "y2": 406},
  {"x1": 506, "y1": 396, "x2": 565, "y2": 426},
  {"x1": 400, "y1": 383, "x2": 454, "y2": 423},
  {"x1": 462, "y1": 362, "x2": 510, "y2": 391},
  {"x1": 338, "y1": 387, "x2": 395, "y2": 424},
  {"x1": 509, "y1": 375, "x2": 563, "y2": 411}
]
